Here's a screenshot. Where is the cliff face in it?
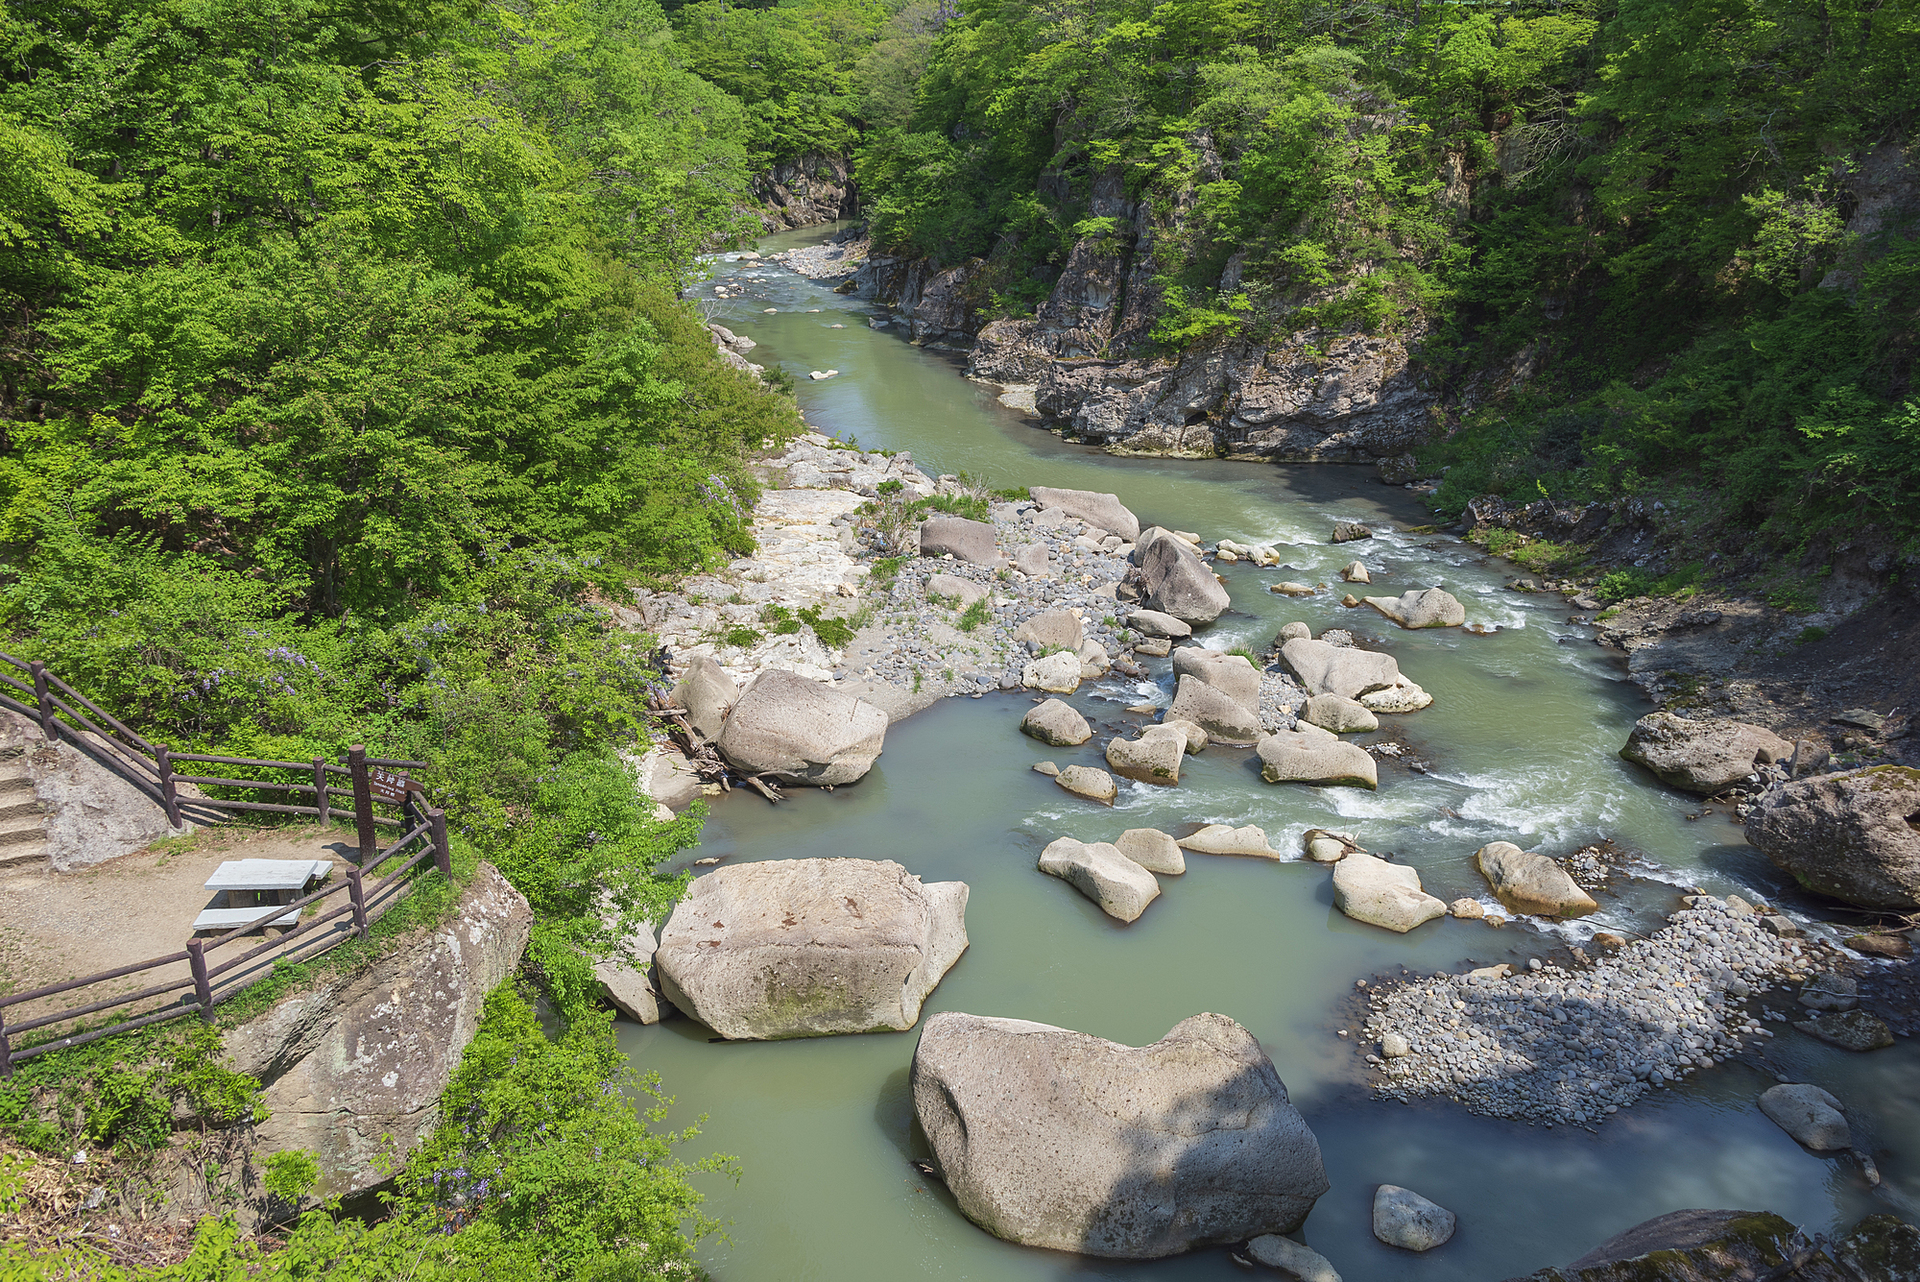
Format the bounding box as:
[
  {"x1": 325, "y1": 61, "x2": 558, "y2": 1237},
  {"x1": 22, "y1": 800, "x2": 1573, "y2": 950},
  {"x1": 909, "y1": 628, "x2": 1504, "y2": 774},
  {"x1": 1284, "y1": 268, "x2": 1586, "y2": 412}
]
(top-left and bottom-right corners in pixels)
[
  {"x1": 851, "y1": 165, "x2": 1437, "y2": 477},
  {"x1": 752, "y1": 152, "x2": 859, "y2": 230}
]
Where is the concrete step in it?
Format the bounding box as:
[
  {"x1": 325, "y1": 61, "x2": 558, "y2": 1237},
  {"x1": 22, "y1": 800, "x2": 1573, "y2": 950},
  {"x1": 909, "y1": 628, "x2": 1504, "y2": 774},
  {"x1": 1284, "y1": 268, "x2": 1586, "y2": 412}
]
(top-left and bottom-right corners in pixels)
[
  {"x1": 0, "y1": 796, "x2": 43, "y2": 823},
  {"x1": 0, "y1": 811, "x2": 47, "y2": 847},
  {"x1": 0, "y1": 762, "x2": 31, "y2": 785},
  {"x1": 0, "y1": 837, "x2": 46, "y2": 869}
]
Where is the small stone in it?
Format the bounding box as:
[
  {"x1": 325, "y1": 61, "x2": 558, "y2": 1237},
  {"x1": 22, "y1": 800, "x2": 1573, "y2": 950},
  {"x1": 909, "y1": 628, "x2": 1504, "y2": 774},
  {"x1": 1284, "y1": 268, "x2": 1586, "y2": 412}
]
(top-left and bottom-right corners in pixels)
[
  {"x1": 1246, "y1": 1234, "x2": 1342, "y2": 1282},
  {"x1": 1382, "y1": 1033, "x2": 1412, "y2": 1058},
  {"x1": 1032, "y1": 761, "x2": 1061, "y2": 777},
  {"x1": 1449, "y1": 898, "x2": 1485, "y2": 920}
]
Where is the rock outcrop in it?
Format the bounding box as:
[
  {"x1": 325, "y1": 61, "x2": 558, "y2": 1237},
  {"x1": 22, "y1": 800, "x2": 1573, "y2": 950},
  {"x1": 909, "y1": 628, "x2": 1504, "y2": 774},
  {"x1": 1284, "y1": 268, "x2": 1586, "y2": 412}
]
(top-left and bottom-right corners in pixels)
[
  {"x1": 654, "y1": 859, "x2": 968, "y2": 1039},
  {"x1": 1744, "y1": 765, "x2": 1920, "y2": 909},
  {"x1": 1332, "y1": 854, "x2": 1446, "y2": 932},
  {"x1": 714, "y1": 670, "x2": 887, "y2": 786},
  {"x1": 1620, "y1": 712, "x2": 1793, "y2": 795},
  {"x1": 910, "y1": 1011, "x2": 1329, "y2": 1258},
  {"x1": 1257, "y1": 725, "x2": 1379, "y2": 789},
  {"x1": 1503, "y1": 1209, "x2": 1920, "y2": 1282},
  {"x1": 1473, "y1": 841, "x2": 1598, "y2": 918},
  {"x1": 1038, "y1": 837, "x2": 1160, "y2": 922},
  {"x1": 750, "y1": 152, "x2": 857, "y2": 229},
  {"x1": 223, "y1": 863, "x2": 532, "y2": 1196}
]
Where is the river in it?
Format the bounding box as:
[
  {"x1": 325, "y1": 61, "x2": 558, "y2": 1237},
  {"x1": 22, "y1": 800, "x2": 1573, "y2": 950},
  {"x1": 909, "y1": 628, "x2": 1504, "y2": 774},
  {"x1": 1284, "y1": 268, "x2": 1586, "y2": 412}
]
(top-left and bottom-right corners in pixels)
[{"x1": 614, "y1": 225, "x2": 1920, "y2": 1280}]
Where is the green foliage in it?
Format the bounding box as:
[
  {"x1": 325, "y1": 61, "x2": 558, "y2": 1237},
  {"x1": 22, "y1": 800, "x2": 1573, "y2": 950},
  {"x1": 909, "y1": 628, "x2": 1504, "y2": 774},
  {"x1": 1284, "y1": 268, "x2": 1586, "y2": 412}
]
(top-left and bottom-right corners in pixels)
[
  {"x1": 1766, "y1": 583, "x2": 1820, "y2": 614},
  {"x1": 956, "y1": 598, "x2": 991, "y2": 631},
  {"x1": 920, "y1": 492, "x2": 992, "y2": 522},
  {"x1": 262, "y1": 1150, "x2": 321, "y2": 1208},
  {"x1": 723, "y1": 625, "x2": 764, "y2": 649},
  {"x1": 760, "y1": 605, "x2": 804, "y2": 635},
  {"x1": 1595, "y1": 562, "x2": 1702, "y2": 603},
  {"x1": 1796, "y1": 625, "x2": 1830, "y2": 645},
  {"x1": 799, "y1": 605, "x2": 856, "y2": 647}
]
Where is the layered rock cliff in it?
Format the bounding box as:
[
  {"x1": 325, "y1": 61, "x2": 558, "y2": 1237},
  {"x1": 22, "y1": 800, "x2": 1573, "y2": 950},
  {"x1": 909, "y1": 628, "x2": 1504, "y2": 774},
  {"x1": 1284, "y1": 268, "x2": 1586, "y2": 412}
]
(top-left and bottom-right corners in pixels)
[{"x1": 752, "y1": 152, "x2": 858, "y2": 231}]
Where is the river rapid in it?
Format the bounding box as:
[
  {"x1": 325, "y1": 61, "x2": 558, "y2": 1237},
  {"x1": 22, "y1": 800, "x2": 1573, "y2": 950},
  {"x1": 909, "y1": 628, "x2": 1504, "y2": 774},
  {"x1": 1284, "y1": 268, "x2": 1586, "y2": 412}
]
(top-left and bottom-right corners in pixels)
[{"x1": 614, "y1": 225, "x2": 1920, "y2": 1280}]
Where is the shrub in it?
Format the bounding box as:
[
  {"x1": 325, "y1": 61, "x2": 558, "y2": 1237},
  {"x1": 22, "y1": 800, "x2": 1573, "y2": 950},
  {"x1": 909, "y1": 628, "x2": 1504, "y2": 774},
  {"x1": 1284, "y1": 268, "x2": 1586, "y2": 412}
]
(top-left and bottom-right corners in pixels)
[{"x1": 799, "y1": 606, "x2": 855, "y2": 647}]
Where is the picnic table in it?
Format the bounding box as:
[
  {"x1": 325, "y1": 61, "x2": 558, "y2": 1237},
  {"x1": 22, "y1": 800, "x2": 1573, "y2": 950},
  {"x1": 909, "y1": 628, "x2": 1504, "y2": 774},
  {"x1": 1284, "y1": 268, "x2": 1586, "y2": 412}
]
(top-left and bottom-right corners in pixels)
[{"x1": 193, "y1": 858, "x2": 333, "y2": 932}]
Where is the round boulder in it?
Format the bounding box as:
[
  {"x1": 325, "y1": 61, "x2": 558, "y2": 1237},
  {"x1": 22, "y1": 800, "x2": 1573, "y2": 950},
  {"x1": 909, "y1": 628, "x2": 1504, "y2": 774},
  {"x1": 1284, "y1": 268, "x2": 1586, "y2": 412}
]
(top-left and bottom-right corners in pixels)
[
  {"x1": 1300, "y1": 693, "x2": 1378, "y2": 734},
  {"x1": 1115, "y1": 828, "x2": 1185, "y2": 875},
  {"x1": 1257, "y1": 726, "x2": 1379, "y2": 790},
  {"x1": 1332, "y1": 855, "x2": 1446, "y2": 933},
  {"x1": 1055, "y1": 765, "x2": 1117, "y2": 805},
  {"x1": 1473, "y1": 841, "x2": 1598, "y2": 918},
  {"x1": 911, "y1": 1012, "x2": 1329, "y2": 1258},
  {"x1": 714, "y1": 670, "x2": 887, "y2": 786},
  {"x1": 1757, "y1": 1083, "x2": 1850, "y2": 1151},
  {"x1": 1363, "y1": 587, "x2": 1465, "y2": 630},
  {"x1": 1021, "y1": 698, "x2": 1091, "y2": 747},
  {"x1": 1621, "y1": 712, "x2": 1794, "y2": 795},
  {"x1": 1744, "y1": 765, "x2": 1920, "y2": 909},
  {"x1": 1038, "y1": 837, "x2": 1160, "y2": 922},
  {"x1": 654, "y1": 859, "x2": 968, "y2": 1040},
  {"x1": 1372, "y1": 1185, "x2": 1455, "y2": 1251},
  {"x1": 1178, "y1": 824, "x2": 1279, "y2": 859}
]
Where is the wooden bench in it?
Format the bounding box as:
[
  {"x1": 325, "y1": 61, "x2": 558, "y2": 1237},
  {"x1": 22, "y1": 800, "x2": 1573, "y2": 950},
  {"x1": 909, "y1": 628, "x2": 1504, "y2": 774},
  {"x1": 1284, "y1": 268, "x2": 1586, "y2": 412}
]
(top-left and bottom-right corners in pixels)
[{"x1": 192, "y1": 906, "x2": 299, "y2": 931}]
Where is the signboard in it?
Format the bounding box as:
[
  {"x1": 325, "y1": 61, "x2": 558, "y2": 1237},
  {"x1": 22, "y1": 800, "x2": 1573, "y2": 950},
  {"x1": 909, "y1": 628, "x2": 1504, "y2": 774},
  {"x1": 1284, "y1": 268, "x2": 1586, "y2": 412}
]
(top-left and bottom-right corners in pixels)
[{"x1": 368, "y1": 767, "x2": 422, "y2": 803}]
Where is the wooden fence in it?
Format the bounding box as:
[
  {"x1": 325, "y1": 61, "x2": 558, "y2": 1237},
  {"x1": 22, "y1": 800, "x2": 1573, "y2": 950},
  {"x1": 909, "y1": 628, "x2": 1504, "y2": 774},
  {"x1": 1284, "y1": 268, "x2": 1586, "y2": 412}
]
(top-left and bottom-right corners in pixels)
[
  {"x1": 0, "y1": 809, "x2": 451, "y2": 1077},
  {"x1": 0, "y1": 650, "x2": 425, "y2": 861},
  {"x1": 0, "y1": 650, "x2": 456, "y2": 1077}
]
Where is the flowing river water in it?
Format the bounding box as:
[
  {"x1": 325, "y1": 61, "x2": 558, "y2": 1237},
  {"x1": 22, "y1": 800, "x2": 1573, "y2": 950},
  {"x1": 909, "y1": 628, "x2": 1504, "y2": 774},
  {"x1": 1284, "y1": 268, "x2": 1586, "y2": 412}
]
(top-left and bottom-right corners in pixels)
[{"x1": 615, "y1": 225, "x2": 1920, "y2": 1280}]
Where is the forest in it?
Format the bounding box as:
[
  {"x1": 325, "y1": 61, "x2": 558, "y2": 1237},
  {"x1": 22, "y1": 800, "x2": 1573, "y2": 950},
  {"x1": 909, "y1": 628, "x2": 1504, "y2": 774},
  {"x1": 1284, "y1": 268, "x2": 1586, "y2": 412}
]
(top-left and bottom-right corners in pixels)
[{"x1": 0, "y1": 0, "x2": 1915, "y2": 1275}]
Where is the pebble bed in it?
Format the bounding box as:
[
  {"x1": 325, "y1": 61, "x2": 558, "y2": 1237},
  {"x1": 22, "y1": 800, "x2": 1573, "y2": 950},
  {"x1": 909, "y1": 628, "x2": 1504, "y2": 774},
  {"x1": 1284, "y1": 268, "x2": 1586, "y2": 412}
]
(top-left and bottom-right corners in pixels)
[{"x1": 1363, "y1": 898, "x2": 1822, "y2": 1128}]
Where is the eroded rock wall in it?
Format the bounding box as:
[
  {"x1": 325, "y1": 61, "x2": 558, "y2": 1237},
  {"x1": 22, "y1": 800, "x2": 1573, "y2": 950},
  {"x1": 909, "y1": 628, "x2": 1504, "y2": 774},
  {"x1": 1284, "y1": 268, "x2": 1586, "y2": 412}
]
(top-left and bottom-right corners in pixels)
[{"x1": 752, "y1": 152, "x2": 858, "y2": 231}]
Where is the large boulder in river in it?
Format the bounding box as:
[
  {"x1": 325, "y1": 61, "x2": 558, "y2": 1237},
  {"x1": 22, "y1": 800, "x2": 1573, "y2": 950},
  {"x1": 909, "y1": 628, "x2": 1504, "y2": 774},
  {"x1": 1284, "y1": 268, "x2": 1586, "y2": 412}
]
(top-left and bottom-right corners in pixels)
[
  {"x1": 1105, "y1": 727, "x2": 1184, "y2": 786},
  {"x1": 1178, "y1": 824, "x2": 1280, "y2": 859},
  {"x1": 1171, "y1": 647, "x2": 1261, "y2": 708},
  {"x1": 714, "y1": 669, "x2": 887, "y2": 786},
  {"x1": 1055, "y1": 764, "x2": 1117, "y2": 804},
  {"x1": 1300, "y1": 693, "x2": 1378, "y2": 733},
  {"x1": 1038, "y1": 837, "x2": 1160, "y2": 922},
  {"x1": 1257, "y1": 725, "x2": 1378, "y2": 789},
  {"x1": 1474, "y1": 841, "x2": 1598, "y2": 918},
  {"x1": 1332, "y1": 854, "x2": 1446, "y2": 932},
  {"x1": 910, "y1": 1012, "x2": 1329, "y2": 1258},
  {"x1": 1620, "y1": 712, "x2": 1793, "y2": 794},
  {"x1": 1029, "y1": 486, "x2": 1141, "y2": 539},
  {"x1": 1127, "y1": 609, "x2": 1191, "y2": 640},
  {"x1": 1021, "y1": 650, "x2": 1082, "y2": 694},
  {"x1": 1745, "y1": 765, "x2": 1920, "y2": 909},
  {"x1": 654, "y1": 858, "x2": 968, "y2": 1039},
  {"x1": 918, "y1": 515, "x2": 998, "y2": 564},
  {"x1": 1281, "y1": 637, "x2": 1401, "y2": 700},
  {"x1": 1141, "y1": 535, "x2": 1230, "y2": 626},
  {"x1": 1168, "y1": 674, "x2": 1263, "y2": 745},
  {"x1": 1021, "y1": 698, "x2": 1091, "y2": 746},
  {"x1": 671, "y1": 655, "x2": 738, "y2": 743},
  {"x1": 1115, "y1": 828, "x2": 1185, "y2": 874},
  {"x1": 1758, "y1": 1083, "x2": 1850, "y2": 1151},
  {"x1": 1364, "y1": 587, "x2": 1465, "y2": 630}
]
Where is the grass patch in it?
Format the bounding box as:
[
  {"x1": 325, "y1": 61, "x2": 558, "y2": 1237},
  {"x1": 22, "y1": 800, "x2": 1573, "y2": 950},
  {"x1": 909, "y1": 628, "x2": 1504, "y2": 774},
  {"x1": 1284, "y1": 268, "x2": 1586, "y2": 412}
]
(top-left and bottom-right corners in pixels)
[
  {"x1": 722, "y1": 624, "x2": 763, "y2": 648},
  {"x1": 1596, "y1": 561, "x2": 1703, "y2": 602},
  {"x1": 957, "y1": 598, "x2": 991, "y2": 631},
  {"x1": 800, "y1": 605, "x2": 855, "y2": 647},
  {"x1": 869, "y1": 556, "x2": 905, "y2": 588},
  {"x1": 1766, "y1": 583, "x2": 1819, "y2": 613},
  {"x1": 759, "y1": 604, "x2": 802, "y2": 635},
  {"x1": 1796, "y1": 624, "x2": 1830, "y2": 644}
]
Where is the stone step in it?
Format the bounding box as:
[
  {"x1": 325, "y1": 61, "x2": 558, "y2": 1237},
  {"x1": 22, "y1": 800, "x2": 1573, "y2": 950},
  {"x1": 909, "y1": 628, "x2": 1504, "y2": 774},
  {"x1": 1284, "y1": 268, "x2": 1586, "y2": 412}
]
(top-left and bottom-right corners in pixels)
[
  {"x1": 0, "y1": 762, "x2": 31, "y2": 785},
  {"x1": 0, "y1": 810, "x2": 47, "y2": 847},
  {"x1": 0, "y1": 837, "x2": 46, "y2": 869},
  {"x1": 0, "y1": 795, "x2": 43, "y2": 823}
]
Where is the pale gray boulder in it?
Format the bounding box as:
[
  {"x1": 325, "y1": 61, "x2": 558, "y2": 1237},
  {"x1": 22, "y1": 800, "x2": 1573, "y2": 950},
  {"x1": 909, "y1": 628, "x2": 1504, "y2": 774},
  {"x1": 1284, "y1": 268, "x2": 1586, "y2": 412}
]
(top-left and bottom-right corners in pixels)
[
  {"x1": 1127, "y1": 609, "x2": 1192, "y2": 639},
  {"x1": 1744, "y1": 765, "x2": 1920, "y2": 908},
  {"x1": 919, "y1": 515, "x2": 999, "y2": 564},
  {"x1": 1277, "y1": 621, "x2": 1312, "y2": 642},
  {"x1": 1038, "y1": 837, "x2": 1160, "y2": 921},
  {"x1": 911, "y1": 1012, "x2": 1329, "y2": 1258},
  {"x1": 926, "y1": 572, "x2": 988, "y2": 608},
  {"x1": 1280, "y1": 637, "x2": 1402, "y2": 700},
  {"x1": 1248, "y1": 1235, "x2": 1342, "y2": 1282},
  {"x1": 1758, "y1": 1083, "x2": 1850, "y2": 1152},
  {"x1": 1029, "y1": 486, "x2": 1141, "y2": 539},
  {"x1": 1372, "y1": 1185, "x2": 1455, "y2": 1251},
  {"x1": 1055, "y1": 764, "x2": 1117, "y2": 804},
  {"x1": 1115, "y1": 828, "x2": 1185, "y2": 874},
  {"x1": 1303, "y1": 829, "x2": 1362, "y2": 863},
  {"x1": 1160, "y1": 717, "x2": 1208, "y2": 753},
  {"x1": 1105, "y1": 727, "x2": 1184, "y2": 786},
  {"x1": 1012, "y1": 543, "x2": 1050, "y2": 577},
  {"x1": 1364, "y1": 587, "x2": 1465, "y2": 629},
  {"x1": 1332, "y1": 855, "x2": 1446, "y2": 932},
  {"x1": 714, "y1": 670, "x2": 887, "y2": 786},
  {"x1": 654, "y1": 858, "x2": 968, "y2": 1039},
  {"x1": 1358, "y1": 679, "x2": 1434, "y2": 713},
  {"x1": 631, "y1": 743, "x2": 703, "y2": 812},
  {"x1": 595, "y1": 918, "x2": 674, "y2": 1025},
  {"x1": 1257, "y1": 726, "x2": 1379, "y2": 789},
  {"x1": 1171, "y1": 648, "x2": 1261, "y2": 708},
  {"x1": 1141, "y1": 535, "x2": 1230, "y2": 626},
  {"x1": 1473, "y1": 841, "x2": 1599, "y2": 918},
  {"x1": 1021, "y1": 650, "x2": 1082, "y2": 694},
  {"x1": 1020, "y1": 698, "x2": 1092, "y2": 746},
  {"x1": 1178, "y1": 824, "x2": 1280, "y2": 859},
  {"x1": 1300, "y1": 693, "x2": 1378, "y2": 733},
  {"x1": 1340, "y1": 561, "x2": 1370, "y2": 584},
  {"x1": 1331, "y1": 521, "x2": 1373, "y2": 543},
  {"x1": 1168, "y1": 674, "x2": 1263, "y2": 745},
  {"x1": 671, "y1": 655, "x2": 738, "y2": 743},
  {"x1": 1014, "y1": 609, "x2": 1084, "y2": 651},
  {"x1": 1621, "y1": 712, "x2": 1794, "y2": 795}
]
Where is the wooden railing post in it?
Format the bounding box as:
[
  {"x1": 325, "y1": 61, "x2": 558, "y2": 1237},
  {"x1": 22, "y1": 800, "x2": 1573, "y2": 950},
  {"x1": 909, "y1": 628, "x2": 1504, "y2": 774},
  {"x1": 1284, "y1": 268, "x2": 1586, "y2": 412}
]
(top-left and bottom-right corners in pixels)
[
  {"x1": 312, "y1": 758, "x2": 330, "y2": 826},
  {"x1": 348, "y1": 865, "x2": 369, "y2": 938},
  {"x1": 28, "y1": 661, "x2": 58, "y2": 743},
  {"x1": 0, "y1": 1010, "x2": 13, "y2": 1079},
  {"x1": 347, "y1": 745, "x2": 375, "y2": 863},
  {"x1": 154, "y1": 745, "x2": 183, "y2": 828},
  {"x1": 186, "y1": 940, "x2": 214, "y2": 1021},
  {"x1": 429, "y1": 809, "x2": 451, "y2": 879}
]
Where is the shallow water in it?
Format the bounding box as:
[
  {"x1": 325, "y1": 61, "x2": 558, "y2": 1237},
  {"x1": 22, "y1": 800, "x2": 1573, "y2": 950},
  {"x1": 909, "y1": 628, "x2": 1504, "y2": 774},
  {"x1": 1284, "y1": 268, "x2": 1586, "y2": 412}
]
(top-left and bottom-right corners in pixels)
[{"x1": 617, "y1": 228, "x2": 1920, "y2": 1279}]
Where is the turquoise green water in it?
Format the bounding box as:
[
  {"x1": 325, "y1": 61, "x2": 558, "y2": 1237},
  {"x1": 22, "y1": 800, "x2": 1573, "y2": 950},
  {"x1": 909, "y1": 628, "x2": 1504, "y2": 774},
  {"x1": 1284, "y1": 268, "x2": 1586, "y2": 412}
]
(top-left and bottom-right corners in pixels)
[{"x1": 613, "y1": 230, "x2": 1918, "y2": 1280}]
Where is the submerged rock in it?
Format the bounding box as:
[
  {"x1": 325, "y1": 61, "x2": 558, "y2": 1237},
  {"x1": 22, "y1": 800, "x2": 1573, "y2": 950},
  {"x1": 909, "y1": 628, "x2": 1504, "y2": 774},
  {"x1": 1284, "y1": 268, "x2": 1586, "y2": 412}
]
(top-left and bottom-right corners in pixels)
[
  {"x1": 1744, "y1": 765, "x2": 1920, "y2": 909},
  {"x1": 1473, "y1": 841, "x2": 1599, "y2": 918},
  {"x1": 1758, "y1": 1083, "x2": 1850, "y2": 1151},
  {"x1": 1620, "y1": 712, "x2": 1793, "y2": 795},
  {"x1": 654, "y1": 858, "x2": 968, "y2": 1040},
  {"x1": 1373, "y1": 1185, "x2": 1455, "y2": 1251},
  {"x1": 1038, "y1": 837, "x2": 1160, "y2": 922},
  {"x1": 910, "y1": 1012, "x2": 1329, "y2": 1258},
  {"x1": 1178, "y1": 824, "x2": 1280, "y2": 859},
  {"x1": 1794, "y1": 1009, "x2": 1895, "y2": 1051},
  {"x1": 1331, "y1": 522, "x2": 1372, "y2": 543},
  {"x1": 1332, "y1": 855, "x2": 1446, "y2": 933},
  {"x1": 1247, "y1": 1235, "x2": 1342, "y2": 1281},
  {"x1": 715, "y1": 670, "x2": 888, "y2": 786},
  {"x1": 1021, "y1": 698, "x2": 1092, "y2": 746},
  {"x1": 1364, "y1": 587, "x2": 1464, "y2": 630}
]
